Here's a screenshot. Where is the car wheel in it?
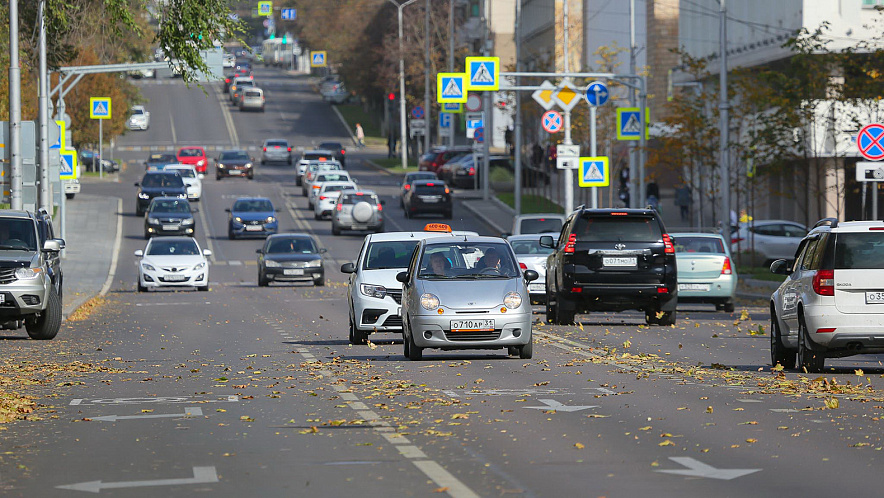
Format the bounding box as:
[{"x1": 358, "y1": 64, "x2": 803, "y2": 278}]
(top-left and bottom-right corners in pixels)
[
  {"x1": 228, "y1": 229, "x2": 235, "y2": 240},
  {"x1": 287, "y1": 158, "x2": 292, "y2": 165},
  {"x1": 198, "y1": 285, "x2": 209, "y2": 292},
  {"x1": 657, "y1": 310, "x2": 676, "y2": 326},
  {"x1": 136, "y1": 207, "x2": 144, "y2": 216},
  {"x1": 313, "y1": 276, "x2": 325, "y2": 287},
  {"x1": 444, "y1": 210, "x2": 452, "y2": 219},
  {"x1": 25, "y1": 288, "x2": 61, "y2": 340},
  {"x1": 258, "y1": 272, "x2": 268, "y2": 287},
  {"x1": 144, "y1": 231, "x2": 150, "y2": 240},
  {"x1": 314, "y1": 212, "x2": 321, "y2": 220},
  {"x1": 65, "y1": 193, "x2": 75, "y2": 200},
  {"x1": 545, "y1": 291, "x2": 557, "y2": 324},
  {"x1": 248, "y1": 173, "x2": 254, "y2": 180},
  {"x1": 331, "y1": 224, "x2": 341, "y2": 236},
  {"x1": 404, "y1": 329, "x2": 422, "y2": 361},
  {"x1": 261, "y1": 159, "x2": 266, "y2": 165},
  {"x1": 137, "y1": 280, "x2": 147, "y2": 293},
  {"x1": 770, "y1": 306, "x2": 796, "y2": 369},
  {"x1": 723, "y1": 299, "x2": 735, "y2": 313},
  {"x1": 216, "y1": 174, "x2": 222, "y2": 180},
  {"x1": 296, "y1": 178, "x2": 302, "y2": 186},
  {"x1": 507, "y1": 346, "x2": 519, "y2": 356},
  {"x1": 375, "y1": 225, "x2": 384, "y2": 233},
  {"x1": 519, "y1": 338, "x2": 533, "y2": 359},
  {"x1": 554, "y1": 293, "x2": 575, "y2": 325},
  {"x1": 349, "y1": 318, "x2": 367, "y2": 345},
  {"x1": 797, "y1": 312, "x2": 825, "y2": 373}
]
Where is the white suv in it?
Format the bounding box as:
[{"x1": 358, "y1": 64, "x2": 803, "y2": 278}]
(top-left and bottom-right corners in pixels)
[{"x1": 770, "y1": 218, "x2": 884, "y2": 372}]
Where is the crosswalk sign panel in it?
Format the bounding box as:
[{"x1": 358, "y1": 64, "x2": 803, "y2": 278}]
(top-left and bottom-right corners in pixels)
[
  {"x1": 578, "y1": 157, "x2": 609, "y2": 187},
  {"x1": 465, "y1": 56, "x2": 499, "y2": 91},
  {"x1": 310, "y1": 51, "x2": 327, "y2": 67},
  {"x1": 441, "y1": 102, "x2": 463, "y2": 113},
  {"x1": 437, "y1": 73, "x2": 468, "y2": 103},
  {"x1": 616, "y1": 107, "x2": 649, "y2": 141},
  {"x1": 60, "y1": 151, "x2": 78, "y2": 180},
  {"x1": 89, "y1": 97, "x2": 111, "y2": 119}
]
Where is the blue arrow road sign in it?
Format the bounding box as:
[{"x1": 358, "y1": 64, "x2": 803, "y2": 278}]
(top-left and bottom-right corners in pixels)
[
  {"x1": 578, "y1": 157, "x2": 609, "y2": 187},
  {"x1": 439, "y1": 113, "x2": 452, "y2": 129},
  {"x1": 281, "y1": 8, "x2": 296, "y2": 20},
  {"x1": 585, "y1": 81, "x2": 609, "y2": 106}
]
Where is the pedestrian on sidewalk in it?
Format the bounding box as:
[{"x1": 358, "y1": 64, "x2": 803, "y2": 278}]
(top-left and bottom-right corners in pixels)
[
  {"x1": 675, "y1": 184, "x2": 692, "y2": 222},
  {"x1": 387, "y1": 132, "x2": 395, "y2": 158},
  {"x1": 355, "y1": 123, "x2": 365, "y2": 148}
]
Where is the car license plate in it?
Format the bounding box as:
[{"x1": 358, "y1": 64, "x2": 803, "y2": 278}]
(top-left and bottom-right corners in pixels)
[
  {"x1": 162, "y1": 225, "x2": 178, "y2": 231},
  {"x1": 229, "y1": 169, "x2": 242, "y2": 175},
  {"x1": 420, "y1": 196, "x2": 439, "y2": 203},
  {"x1": 528, "y1": 283, "x2": 545, "y2": 292},
  {"x1": 283, "y1": 269, "x2": 304, "y2": 276},
  {"x1": 245, "y1": 225, "x2": 263, "y2": 231},
  {"x1": 164, "y1": 275, "x2": 187, "y2": 282},
  {"x1": 450, "y1": 319, "x2": 495, "y2": 332},
  {"x1": 603, "y1": 257, "x2": 636, "y2": 267},
  {"x1": 679, "y1": 283, "x2": 711, "y2": 292},
  {"x1": 866, "y1": 291, "x2": 884, "y2": 304}
]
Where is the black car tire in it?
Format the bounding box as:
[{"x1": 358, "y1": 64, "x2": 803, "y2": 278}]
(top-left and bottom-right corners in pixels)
[
  {"x1": 287, "y1": 158, "x2": 292, "y2": 165},
  {"x1": 228, "y1": 228, "x2": 235, "y2": 240},
  {"x1": 797, "y1": 313, "x2": 825, "y2": 373},
  {"x1": 723, "y1": 299, "x2": 735, "y2": 313},
  {"x1": 349, "y1": 318, "x2": 368, "y2": 345},
  {"x1": 248, "y1": 173, "x2": 254, "y2": 180},
  {"x1": 314, "y1": 212, "x2": 321, "y2": 220},
  {"x1": 545, "y1": 292, "x2": 557, "y2": 324},
  {"x1": 332, "y1": 224, "x2": 341, "y2": 236},
  {"x1": 657, "y1": 310, "x2": 676, "y2": 326},
  {"x1": 25, "y1": 288, "x2": 61, "y2": 340},
  {"x1": 375, "y1": 225, "x2": 384, "y2": 234},
  {"x1": 65, "y1": 193, "x2": 75, "y2": 200},
  {"x1": 444, "y1": 210, "x2": 452, "y2": 219},
  {"x1": 314, "y1": 276, "x2": 325, "y2": 287},
  {"x1": 216, "y1": 173, "x2": 223, "y2": 180},
  {"x1": 258, "y1": 272, "x2": 269, "y2": 287},
  {"x1": 137, "y1": 280, "x2": 147, "y2": 292},
  {"x1": 198, "y1": 285, "x2": 209, "y2": 292},
  {"x1": 507, "y1": 346, "x2": 518, "y2": 356},
  {"x1": 296, "y1": 177, "x2": 302, "y2": 186},
  {"x1": 404, "y1": 330, "x2": 422, "y2": 361},
  {"x1": 136, "y1": 206, "x2": 144, "y2": 216},
  {"x1": 554, "y1": 293, "x2": 575, "y2": 325},
  {"x1": 770, "y1": 307, "x2": 796, "y2": 369},
  {"x1": 519, "y1": 339, "x2": 533, "y2": 359},
  {"x1": 645, "y1": 309, "x2": 659, "y2": 325},
  {"x1": 261, "y1": 159, "x2": 266, "y2": 165}
]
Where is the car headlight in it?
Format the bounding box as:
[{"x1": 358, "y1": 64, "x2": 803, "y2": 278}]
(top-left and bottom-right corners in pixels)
[
  {"x1": 265, "y1": 260, "x2": 281, "y2": 267},
  {"x1": 182, "y1": 218, "x2": 195, "y2": 225},
  {"x1": 420, "y1": 293, "x2": 440, "y2": 310},
  {"x1": 148, "y1": 217, "x2": 159, "y2": 224},
  {"x1": 197, "y1": 159, "x2": 206, "y2": 166},
  {"x1": 177, "y1": 194, "x2": 187, "y2": 199},
  {"x1": 234, "y1": 217, "x2": 243, "y2": 223},
  {"x1": 265, "y1": 216, "x2": 276, "y2": 223},
  {"x1": 305, "y1": 259, "x2": 322, "y2": 268},
  {"x1": 142, "y1": 263, "x2": 156, "y2": 272},
  {"x1": 193, "y1": 262, "x2": 206, "y2": 270},
  {"x1": 14, "y1": 268, "x2": 42, "y2": 280},
  {"x1": 504, "y1": 292, "x2": 522, "y2": 309},
  {"x1": 138, "y1": 192, "x2": 149, "y2": 199},
  {"x1": 245, "y1": 163, "x2": 253, "y2": 168},
  {"x1": 218, "y1": 163, "x2": 226, "y2": 169},
  {"x1": 361, "y1": 284, "x2": 387, "y2": 299}
]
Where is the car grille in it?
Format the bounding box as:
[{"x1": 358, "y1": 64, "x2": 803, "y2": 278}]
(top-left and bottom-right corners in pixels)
[
  {"x1": 160, "y1": 266, "x2": 188, "y2": 273},
  {"x1": 444, "y1": 330, "x2": 501, "y2": 341},
  {"x1": 159, "y1": 276, "x2": 191, "y2": 283},
  {"x1": 247, "y1": 220, "x2": 262, "y2": 226},
  {"x1": 382, "y1": 315, "x2": 402, "y2": 327},
  {"x1": 159, "y1": 218, "x2": 181, "y2": 224},
  {"x1": 283, "y1": 261, "x2": 306, "y2": 268},
  {"x1": 0, "y1": 269, "x2": 17, "y2": 285},
  {"x1": 387, "y1": 290, "x2": 402, "y2": 304}
]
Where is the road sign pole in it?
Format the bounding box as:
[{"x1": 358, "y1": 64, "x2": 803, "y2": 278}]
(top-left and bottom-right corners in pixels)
[
  {"x1": 590, "y1": 105, "x2": 597, "y2": 208},
  {"x1": 99, "y1": 118, "x2": 102, "y2": 180},
  {"x1": 875, "y1": 182, "x2": 879, "y2": 221}
]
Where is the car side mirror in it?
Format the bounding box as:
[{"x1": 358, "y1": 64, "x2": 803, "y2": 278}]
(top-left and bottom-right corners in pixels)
[
  {"x1": 191, "y1": 207, "x2": 199, "y2": 213},
  {"x1": 539, "y1": 235, "x2": 555, "y2": 248},
  {"x1": 396, "y1": 271, "x2": 409, "y2": 283},
  {"x1": 770, "y1": 259, "x2": 791, "y2": 275},
  {"x1": 501, "y1": 232, "x2": 511, "y2": 238},
  {"x1": 523, "y1": 270, "x2": 539, "y2": 282},
  {"x1": 225, "y1": 208, "x2": 231, "y2": 212},
  {"x1": 380, "y1": 200, "x2": 386, "y2": 205},
  {"x1": 52, "y1": 238, "x2": 66, "y2": 249},
  {"x1": 319, "y1": 248, "x2": 328, "y2": 253},
  {"x1": 256, "y1": 249, "x2": 263, "y2": 254},
  {"x1": 134, "y1": 182, "x2": 140, "y2": 187},
  {"x1": 340, "y1": 262, "x2": 356, "y2": 273},
  {"x1": 134, "y1": 250, "x2": 144, "y2": 257},
  {"x1": 203, "y1": 249, "x2": 213, "y2": 257},
  {"x1": 42, "y1": 240, "x2": 62, "y2": 253}
]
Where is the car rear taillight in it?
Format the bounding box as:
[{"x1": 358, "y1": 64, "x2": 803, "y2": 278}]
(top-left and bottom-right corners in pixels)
[
  {"x1": 341, "y1": 150, "x2": 345, "y2": 155},
  {"x1": 871, "y1": 227, "x2": 884, "y2": 231},
  {"x1": 319, "y1": 196, "x2": 326, "y2": 200},
  {"x1": 812, "y1": 269, "x2": 834, "y2": 296},
  {"x1": 657, "y1": 287, "x2": 669, "y2": 294},
  {"x1": 721, "y1": 256, "x2": 732, "y2": 275},
  {"x1": 662, "y1": 234, "x2": 675, "y2": 254},
  {"x1": 817, "y1": 327, "x2": 836, "y2": 333},
  {"x1": 263, "y1": 147, "x2": 267, "y2": 152},
  {"x1": 287, "y1": 147, "x2": 292, "y2": 152},
  {"x1": 564, "y1": 233, "x2": 577, "y2": 254},
  {"x1": 377, "y1": 204, "x2": 383, "y2": 212},
  {"x1": 404, "y1": 184, "x2": 411, "y2": 190},
  {"x1": 274, "y1": 145, "x2": 280, "y2": 148},
  {"x1": 519, "y1": 262, "x2": 528, "y2": 270},
  {"x1": 336, "y1": 204, "x2": 343, "y2": 211},
  {"x1": 432, "y1": 161, "x2": 438, "y2": 169},
  {"x1": 731, "y1": 236, "x2": 744, "y2": 244},
  {"x1": 444, "y1": 187, "x2": 450, "y2": 194},
  {"x1": 468, "y1": 167, "x2": 475, "y2": 176}
]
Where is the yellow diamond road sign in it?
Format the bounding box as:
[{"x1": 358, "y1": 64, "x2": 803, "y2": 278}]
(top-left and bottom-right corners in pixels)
[
  {"x1": 532, "y1": 80, "x2": 557, "y2": 111},
  {"x1": 553, "y1": 81, "x2": 580, "y2": 111}
]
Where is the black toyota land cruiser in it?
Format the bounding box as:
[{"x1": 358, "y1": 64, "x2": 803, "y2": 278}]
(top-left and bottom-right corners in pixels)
[{"x1": 540, "y1": 208, "x2": 678, "y2": 326}]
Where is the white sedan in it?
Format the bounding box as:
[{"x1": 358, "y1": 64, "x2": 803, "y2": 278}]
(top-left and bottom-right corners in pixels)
[
  {"x1": 163, "y1": 164, "x2": 204, "y2": 201},
  {"x1": 126, "y1": 105, "x2": 150, "y2": 131},
  {"x1": 135, "y1": 236, "x2": 211, "y2": 292}
]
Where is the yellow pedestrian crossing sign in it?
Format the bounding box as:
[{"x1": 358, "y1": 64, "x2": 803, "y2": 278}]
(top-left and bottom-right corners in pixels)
[
  {"x1": 578, "y1": 157, "x2": 609, "y2": 187},
  {"x1": 89, "y1": 97, "x2": 111, "y2": 120},
  {"x1": 465, "y1": 56, "x2": 499, "y2": 91},
  {"x1": 437, "y1": 73, "x2": 467, "y2": 103},
  {"x1": 310, "y1": 51, "x2": 327, "y2": 67},
  {"x1": 258, "y1": 1, "x2": 273, "y2": 16},
  {"x1": 616, "y1": 107, "x2": 650, "y2": 140}
]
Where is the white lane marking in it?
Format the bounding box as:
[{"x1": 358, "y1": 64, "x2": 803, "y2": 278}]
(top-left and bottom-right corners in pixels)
[
  {"x1": 656, "y1": 457, "x2": 761, "y2": 480},
  {"x1": 769, "y1": 408, "x2": 800, "y2": 413},
  {"x1": 228, "y1": 260, "x2": 242, "y2": 266},
  {"x1": 89, "y1": 407, "x2": 203, "y2": 422},
  {"x1": 737, "y1": 399, "x2": 763, "y2": 403},
  {"x1": 100, "y1": 198, "x2": 123, "y2": 296},
  {"x1": 412, "y1": 460, "x2": 481, "y2": 498},
  {"x1": 441, "y1": 390, "x2": 459, "y2": 398},
  {"x1": 382, "y1": 433, "x2": 410, "y2": 445},
  {"x1": 523, "y1": 399, "x2": 598, "y2": 412},
  {"x1": 397, "y1": 446, "x2": 428, "y2": 459},
  {"x1": 216, "y1": 84, "x2": 239, "y2": 147},
  {"x1": 196, "y1": 199, "x2": 216, "y2": 263},
  {"x1": 70, "y1": 396, "x2": 238, "y2": 406},
  {"x1": 535, "y1": 330, "x2": 638, "y2": 372},
  {"x1": 340, "y1": 393, "x2": 358, "y2": 401},
  {"x1": 70, "y1": 399, "x2": 82, "y2": 406},
  {"x1": 56, "y1": 466, "x2": 218, "y2": 493},
  {"x1": 135, "y1": 302, "x2": 211, "y2": 307},
  {"x1": 169, "y1": 114, "x2": 178, "y2": 144},
  {"x1": 348, "y1": 402, "x2": 369, "y2": 410}
]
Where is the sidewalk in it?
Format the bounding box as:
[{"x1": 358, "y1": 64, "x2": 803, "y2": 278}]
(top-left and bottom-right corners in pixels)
[{"x1": 60, "y1": 193, "x2": 121, "y2": 317}]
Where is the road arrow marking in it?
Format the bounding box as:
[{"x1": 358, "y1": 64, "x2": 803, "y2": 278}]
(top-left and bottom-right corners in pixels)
[
  {"x1": 656, "y1": 457, "x2": 761, "y2": 480},
  {"x1": 524, "y1": 399, "x2": 598, "y2": 412},
  {"x1": 56, "y1": 466, "x2": 218, "y2": 493},
  {"x1": 90, "y1": 407, "x2": 202, "y2": 422}
]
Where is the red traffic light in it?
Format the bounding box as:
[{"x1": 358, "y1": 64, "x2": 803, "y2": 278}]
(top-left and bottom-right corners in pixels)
[{"x1": 388, "y1": 92, "x2": 396, "y2": 101}]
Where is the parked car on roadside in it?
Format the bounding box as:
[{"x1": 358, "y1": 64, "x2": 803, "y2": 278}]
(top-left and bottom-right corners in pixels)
[
  {"x1": 731, "y1": 220, "x2": 807, "y2": 266},
  {"x1": 418, "y1": 146, "x2": 474, "y2": 174}
]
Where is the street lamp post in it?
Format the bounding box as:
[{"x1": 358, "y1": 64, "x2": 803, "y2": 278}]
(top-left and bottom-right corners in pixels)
[{"x1": 389, "y1": 0, "x2": 418, "y2": 170}]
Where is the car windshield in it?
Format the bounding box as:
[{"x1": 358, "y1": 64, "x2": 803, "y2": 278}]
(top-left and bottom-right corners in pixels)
[
  {"x1": 0, "y1": 218, "x2": 38, "y2": 251},
  {"x1": 178, "y1": 149, "x2": 203, "y2": 158},
  {"x1": 519, "y1": 217, "x2": 563, "y2": 234},
  {"x1": 407, "y1": 173, "x2": 436, "y2": 183},
  {"x1": 303, "y1": 153, "x2": 331, "y2": 161},
  {"x1": 323, "y1": 184, "x2": 354, "y2": 193},
  {"x1": 573, "y1": 215, "x2": 662, "y2": 242},
  {"x1": 147, "y1": 239, "x2": 200, "y2": 256},
  {"x1": 510, "y1": 238, "x2": 555, "y2": 256},
  {"x1": 834, "y1": 233, "x2": 884, "y2": 269},
  {"x1": 236, "y1": 80, "x2": 254, "y2": 88},
  {"x1": 233, "y1": 199, "x2": 273, "y2": 212},
  {"x1": 166, "y1": 167, "x2": 195, "y2": 178},
  {"x1": 148, "y1": 154, "x2": 176, "y2": 163},
  {"x1": 266, "y1": 141, "x2": 288, "y2": 147},
  {"x1": 131, "y1": 108, "x2": 145, "y2": 115},
  {"x1": 317, "y1": 173, "x2": 350, "y2": 182},
  {"x1": 414, "y1": 184, "x2": 447, "y2": 195},
  {"x1": 341, "y1": 193, "x2": 379, "y2": 205},
  {"x1": 266, "y1": 237, "x2": 317, "y2": 254},
  {"x1": 364, "y1": 241, "x2": 419, "y2": 270},
  {"x1": 674, "y1": 236, "x2": 725, "y2": 254},
  {"x1": 150, "y1": 200, "x2": 191, "y2": 213},
  {"x1": 141, "y1": 174, "x2": 184, "y2": 188},
  {"x1": 319, "y1": 142, "x2": 343, "y2": 151},
  {"x1": 220, "y1": 152, "x2": 250, "y2": 161},
  {"x1": 244, "y1": 90, "x2": 262, "y2": 97},
  {"x1": 419, "y1": 243, "x2": 518, "y2": 279}
]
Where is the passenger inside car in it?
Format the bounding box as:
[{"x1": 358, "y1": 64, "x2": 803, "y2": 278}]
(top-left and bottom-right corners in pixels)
[
  {"x1": 425, "y1": 252, "x2": 451, "y2": 276},
  {"x1": 474, "y1": 248, "x2": 501, "y2": 270}
]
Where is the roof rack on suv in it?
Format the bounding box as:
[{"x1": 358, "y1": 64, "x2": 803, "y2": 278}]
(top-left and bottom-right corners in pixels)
[{"x1": 813, "y1": 218, "x2": 838, "y2": 229}]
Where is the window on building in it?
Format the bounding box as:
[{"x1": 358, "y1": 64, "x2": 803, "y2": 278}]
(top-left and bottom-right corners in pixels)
[
  {"x1": 470, "y1": 0, "x2": 479, "y2": 17},
  {"x1": 862, "y1": 0, "x2": 884, "y2": 7}
]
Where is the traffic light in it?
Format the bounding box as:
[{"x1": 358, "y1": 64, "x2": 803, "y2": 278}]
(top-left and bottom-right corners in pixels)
[
  {"x1": 388, "y1": 92, "x2": 396, "y2": 102},
  {"x1": 269, "y1": 33, "x2": 275, "y2": 39},
  {"x1": 282, "y1": 35, "x2": 288, "y2": 43}
]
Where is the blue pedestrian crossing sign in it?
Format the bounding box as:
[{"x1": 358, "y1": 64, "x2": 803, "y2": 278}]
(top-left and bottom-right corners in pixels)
[
  {"x1": 258, "y1": 1, "x2": 273, "y2": 16},
  {"x1": 60, "y1": 151, "x2": 78, "y2": 180},
  {"x1": 578, "y1": 157, "x2": 609, "y2": 187},
  {"x1": 310, "y1": 51, "x2": 327, "y2": 67},
  {"x1": 441, "y1": 102, "x2": 463, "y2": 113},
  {"x1": 437, "y1": 73, "x2": 467, "y2": 103},
  {"x1": 89, "y1": 97, "x2": 111, "y2": 120},
  {"x1": 616, "y1": 107, "x2": 649, "y2": 140},
  {"x1": 465, "y1": 56, "x2": 499, "y2": 91}
]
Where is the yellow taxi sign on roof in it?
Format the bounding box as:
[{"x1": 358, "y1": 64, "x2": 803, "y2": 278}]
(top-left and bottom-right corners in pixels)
[{"x1": 424, "y1": 223, "x2": 452, "y2": 233}]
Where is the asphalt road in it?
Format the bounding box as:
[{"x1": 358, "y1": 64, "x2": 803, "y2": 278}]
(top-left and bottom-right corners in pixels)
[{"x1": 2, "y1": 66, "x2": 884, "y2": 497}]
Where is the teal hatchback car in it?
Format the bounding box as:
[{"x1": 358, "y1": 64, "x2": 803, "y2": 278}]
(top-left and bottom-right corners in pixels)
[{"x1": 671, "y1": 232, "x2": 737, "y2": 312}]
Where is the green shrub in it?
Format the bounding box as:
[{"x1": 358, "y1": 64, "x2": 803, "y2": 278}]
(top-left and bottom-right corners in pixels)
[{"x1": 490, "y1": 166, "x2": 514, "y2": 182}]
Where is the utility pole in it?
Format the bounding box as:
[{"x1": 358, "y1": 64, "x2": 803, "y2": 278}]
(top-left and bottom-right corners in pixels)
[
  {"x1": 481, "y1": 0, "x2": 491, "y2": 201},
  {"x1": 514, "y1": 0, "x2": 522, "y2": 214},
  {"x1": 389, "y1": 0, "x2": 418, "y2": 170},
  {"x1": 448, "y1": 0, "x2": 455, "y2": 146},
  {"x1": 719, "y1": 0, "x2": 731, "y2": 234},
  {"x1": 9, "y1": 0, "x2": 23, "y2": 210},
  {"x1": 38, "y1": 0, "x2": 51, "y2": 212},
  {"x1": 424, "y1": 0, "x2": 431, "y2": 156},
  {"x1": 562, "y1": 0, "x2": 574, "y2": 213},
  {"x1": 628, "y1": 0, "x2": 637, "y2": 208}
]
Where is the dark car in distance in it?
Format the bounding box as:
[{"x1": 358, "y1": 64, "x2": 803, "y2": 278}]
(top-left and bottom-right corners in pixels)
[
  {"x1": 317, "y1": 141, "x2": 347, "y2": 168},
  {"x1": 144, "y1": 197, "x2": 196, "y2": 239},
  {"x1": 215, "y1": 150, "x2": 255, "y2": 179},
  {"x1": 403, "y1": 180, "x2": 452, "y2": 219},
  {"x1": 135, "y1": 171, "x2": 187, "y2": 216},
  {"x1": 257, "y1": 233, "x2": 326, "y2": 286},
  {"x1": 399, "y1": 171, "x2": 438, "y2": 208},
  {"x1": 144, "y1": 153, "x2": 179, "y2": 171}
]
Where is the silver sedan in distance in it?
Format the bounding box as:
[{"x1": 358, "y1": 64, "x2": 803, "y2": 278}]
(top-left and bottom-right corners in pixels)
[{"x1": 396, "y1": 236, "x2": 539, "y2": 360}]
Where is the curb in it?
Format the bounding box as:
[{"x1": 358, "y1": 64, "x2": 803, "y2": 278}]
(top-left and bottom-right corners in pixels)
[{"x1": 330, "y1": 104, "x2": 358, "y2": 147}]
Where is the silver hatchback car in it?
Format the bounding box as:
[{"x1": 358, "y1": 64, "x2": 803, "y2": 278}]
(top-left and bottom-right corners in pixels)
[
  {"x1": 396, "y1": 236, "x2": 539, "y2": 360},
  {"x1": 770, "y1": 218, "x2": 884, "y2": 372},
  {"x1": 261, "y1": 139, "x2": 292, "y2": 165}
]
